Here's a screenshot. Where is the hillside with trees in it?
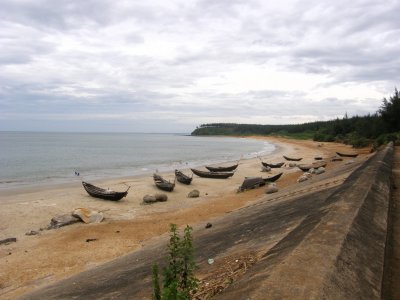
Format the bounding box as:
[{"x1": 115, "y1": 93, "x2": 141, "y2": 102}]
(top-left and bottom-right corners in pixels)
[{"x1": 191, "y1": 89, "x2": 400, "y2": 148}]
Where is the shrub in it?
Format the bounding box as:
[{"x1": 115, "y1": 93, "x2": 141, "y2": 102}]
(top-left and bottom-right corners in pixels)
[{"x1": 152, "y1": 224, "x2": 198, "y2": 300}]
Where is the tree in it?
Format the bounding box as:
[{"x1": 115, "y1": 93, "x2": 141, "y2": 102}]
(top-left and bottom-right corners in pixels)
[{"x1": 379, "y1": 88, "x2": 400, "y2": 132}]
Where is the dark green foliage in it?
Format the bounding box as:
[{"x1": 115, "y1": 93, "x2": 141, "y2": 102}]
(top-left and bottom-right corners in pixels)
[
  {"x1": 374, "y1": 132, "x2": 400, "y2": 148},
  {"x1": 379, "y1": 88, "x2": 400, "y2": 132},
  {"x1": 152, "y1": 264, "x2": 161, "y2": 300},
  {"x1": 191, "y1": 88, "x2": 399, "y2": 148},
  {"x1": 163, "y1": 224, "x2": 181, "y2": 289},
  {"x1": 152, "y1": 224, "x2": 198, "y2": 300},
  {"x1": 180, "y1": 226, "x2": 197, "y2": 296}
]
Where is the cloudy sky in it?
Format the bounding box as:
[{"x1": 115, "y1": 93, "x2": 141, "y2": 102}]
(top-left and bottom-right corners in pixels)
[{"x1": 1, "y1": 0, "x2": 399, "y2": 133}]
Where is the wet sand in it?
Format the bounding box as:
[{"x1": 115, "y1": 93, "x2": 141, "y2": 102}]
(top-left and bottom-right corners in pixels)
[{"x1": 0, "y1": 136, "x2": 370, "y2": 299}]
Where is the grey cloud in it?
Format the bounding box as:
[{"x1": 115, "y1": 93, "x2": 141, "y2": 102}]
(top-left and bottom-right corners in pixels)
[
  {"x1": 0, "y1": 22, "x2": 56, "y2": 65},
  {"x1": 0, "y1": 0, "x2": 114, "y2": 30}
]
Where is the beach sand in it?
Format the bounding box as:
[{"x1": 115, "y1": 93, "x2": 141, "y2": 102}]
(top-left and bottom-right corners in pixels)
[{"x1": 0, "y1": 136, "x2": 371, "y2": 299}]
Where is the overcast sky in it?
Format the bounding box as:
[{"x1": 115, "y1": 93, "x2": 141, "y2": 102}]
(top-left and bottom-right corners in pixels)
[{"x1": 0, "y1": 0, "x2": 399, "y2": 133}]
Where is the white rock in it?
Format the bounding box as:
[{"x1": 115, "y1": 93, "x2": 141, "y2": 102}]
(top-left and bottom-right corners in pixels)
[
  {"x1": 261, "y1": 166, "x2": 271, "y2": 172},
  {"x1": 72, "y1": 208, "x2": 104, "y2": 224},
  {"x1": 265, "y1": 185, "x2": 279, "y2": 194},
  {"x1": 297, "y1": 175, "x2": 308, "y2": 183}
]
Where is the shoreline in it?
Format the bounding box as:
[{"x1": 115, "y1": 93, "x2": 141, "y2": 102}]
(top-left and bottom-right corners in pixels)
[
  {"x1": 0, "y1": 136, "x2": 277, "y2": 196},
  {"x1": 0, "y1": 136, "x2": 368, "y2": 299}
]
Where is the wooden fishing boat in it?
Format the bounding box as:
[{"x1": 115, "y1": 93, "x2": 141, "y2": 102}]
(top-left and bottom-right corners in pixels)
[
  {"x1": 336, "y1": 152, "x2": 358, "y2": 158},
  {"x1": 238, "y1": 172, "x2": 283, "y2": 192},
  {"x1": 331, "y1": 156, "x2": 343, "y2": 161},
  {"x1": 283, "y1": 155, "x2": 303, "y2": 161},
  {"x1": 191, "y1": 168, "x2": 234, "y2": 179},
  {"x1": 238, "y1": 177, "x2": 267, "y2": 192},
  {"x1": 153, "y1": 174, "x2": 175, "y2": 192},
  {"x1": 297, "y1": 161, "x2": 327, "y2": 172},
  {"x1": 82, "y1": 181, "x2": 130, "y2": 201},
  {"x1": 205, "y1": 163, "x2": 238, "y2": 172},
  {"x1": 175, "y1": 169, "x2": 193, "y2": 185},
  {"x1": 261, "y1": 161, "x2": 284, "y2": 168},
  {"x1": 263, "y1": 172, "x2": 283, "y2": 182}
]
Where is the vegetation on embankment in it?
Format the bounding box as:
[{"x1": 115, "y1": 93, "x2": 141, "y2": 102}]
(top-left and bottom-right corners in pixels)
[{"x1": 191, "y1": 88, "x2": 400, "y2": 148}]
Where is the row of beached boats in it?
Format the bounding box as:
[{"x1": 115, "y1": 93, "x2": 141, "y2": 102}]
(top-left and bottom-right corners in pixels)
[{"x1": 81, "y1": 151, "x2": 358, "y2": 201}]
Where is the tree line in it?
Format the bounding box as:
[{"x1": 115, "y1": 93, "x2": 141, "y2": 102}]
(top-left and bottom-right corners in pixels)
[{"x1": 191, "y1": 88, "x2": 400, "y2": 148}]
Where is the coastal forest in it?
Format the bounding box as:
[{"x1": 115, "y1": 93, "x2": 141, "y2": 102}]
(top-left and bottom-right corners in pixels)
[{"x1": 191, "y1": 88, "x2": 400, "y2": 149}]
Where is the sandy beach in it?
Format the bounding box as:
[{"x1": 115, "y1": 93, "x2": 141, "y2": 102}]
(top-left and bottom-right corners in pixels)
[{"x1": 0, "y1": 136, "x2": 371, "y2": 299}]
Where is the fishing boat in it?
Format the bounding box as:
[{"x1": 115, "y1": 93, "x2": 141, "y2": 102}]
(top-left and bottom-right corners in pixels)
[
  {"x1": 238, "y1": 172, "x2": 283, "y2": 192},
  {"x1": 283, "y1": 155, "x2": 303, "y2": 161},
  {"x1": 191, "y1": 168, "x2": 234, "y2": 179},
  {"x1": 82, "y1": 181, "x2": 130, "y2": 201},
  {"x1": 263, "y1": 172, "x2": 283, "y2": 182},
  {"x1": 261, "y1": 161, "x2": 284, "y2": 168},
  {"x1": 175, "y1": 169, "x2": 193, "y2": 185},
  {"x1": 153, "y1": 174, "x2": 175, "y2": 192},
  {"x1": 205, "y1": 163, "x2": 239, "y2": 172},
  {"x1": 336, "y1": 152, "x2": 358, "y2": 158},
  {"x1": 331, "y1": 156, "x2": 343, "y2": 161},
  {"x1": 297, "y1": 161, "x2": 327, "y2": 172},
  {"x1": 238, "y1": 177, "x2": 267, "y2": 192}
]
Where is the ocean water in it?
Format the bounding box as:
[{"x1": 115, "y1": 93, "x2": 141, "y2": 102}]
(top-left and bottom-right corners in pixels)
[{"x1": 0, "y1": 132, "x2": 276, "y2": 189}]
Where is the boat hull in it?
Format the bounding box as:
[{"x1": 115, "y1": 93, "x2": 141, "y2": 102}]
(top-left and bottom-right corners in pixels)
[
  {"x1": 205, "y1": 164, "x2": 238, "y2": 172},
  {"x1": 261, "y1": 162, "x2": 284, "y2": 168},
  {"x1": 82, "y1": 182, "x2": 128, "y2": 201},
  {"x1": 336, "y1": 152, "x2": 358, "y2": 158},
  {"x1": 191, "y1": 168, "x2": 234, "y2": 179},
  {"x1": 283, "y1": 155, "x2": 302, "y2": 161},
  {"x1": 175, "y1": 170, "x2": 193, "y2": 185},
  {"x1": 153, "y1": 174, "x2": 175, "y2": 192}
]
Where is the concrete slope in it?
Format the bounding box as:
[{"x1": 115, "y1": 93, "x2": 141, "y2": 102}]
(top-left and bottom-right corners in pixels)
[
  {"x1": 19, "y1": 188, "x2": 339, "y2": 299},
  {"x1": 219, "y1": 142, "x2": 393, "y2": 299},
  {"x1": 19, "y1": 144, "x2": 393, "y2": 300}
]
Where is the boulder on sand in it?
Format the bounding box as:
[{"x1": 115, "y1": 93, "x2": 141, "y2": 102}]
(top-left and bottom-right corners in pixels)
[
  {"x1": 143, "y1": 194, "x2": 157, "y2": 204},
  {"x1": 315, "y1": 167, "x2": 325, "y2": 175},
  {"x1": 155, "y1": 194, "x2": 168, "y2": 202},
  {"x1": 265, "y1": 184, "x2": 278, "y2": 194},
  {"x1": 188, "y1": 189, "x2": 200, "y2": 198},
  {"x1": 72, "y1": 208, "x2": 104, "y2": 224},
  {"x1": 297, "y1": 174, "x2": 309, "y2": 183},
  {"x1": 49, "y1": 214, "x2": 81, "y2": 229},
  {"x1": 261, "y1": 166, "x2": 271, "y2": 172}
]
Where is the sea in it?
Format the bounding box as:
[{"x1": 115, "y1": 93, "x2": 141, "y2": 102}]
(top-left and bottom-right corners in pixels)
[{"x1": 0, "y1": 132, "x2": 276, "y2": 190}]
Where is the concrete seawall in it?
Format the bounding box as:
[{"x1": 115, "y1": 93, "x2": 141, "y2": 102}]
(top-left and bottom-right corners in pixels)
[
  {"x1": 220, "y1": 142, "x2": 394, "y2": 299},
  {"x1": 322, "y1": 142, "x2": 393, "y2": 299}
]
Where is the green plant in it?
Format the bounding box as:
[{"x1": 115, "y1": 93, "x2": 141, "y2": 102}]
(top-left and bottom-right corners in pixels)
[
  {"x1": 152, "y1": 264, "x2": 161, "y2": 300},
  {"x1": 152, "y1": 224, "x2": 198, "y2": 300}
]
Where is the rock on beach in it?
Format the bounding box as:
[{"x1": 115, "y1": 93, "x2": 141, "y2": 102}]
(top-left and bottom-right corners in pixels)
[{"x1": 188, "y1": 189, "x2": 200, "y2": 198}]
